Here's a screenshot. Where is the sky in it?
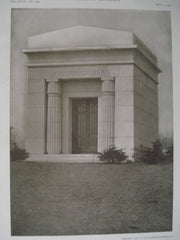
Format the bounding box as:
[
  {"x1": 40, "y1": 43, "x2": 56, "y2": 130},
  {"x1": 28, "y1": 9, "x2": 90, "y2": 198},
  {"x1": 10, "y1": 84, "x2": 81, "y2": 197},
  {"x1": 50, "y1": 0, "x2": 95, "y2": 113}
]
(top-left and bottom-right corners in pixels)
[{"x1": 11, "y1": 8, "x2": 173, "y2": 143}]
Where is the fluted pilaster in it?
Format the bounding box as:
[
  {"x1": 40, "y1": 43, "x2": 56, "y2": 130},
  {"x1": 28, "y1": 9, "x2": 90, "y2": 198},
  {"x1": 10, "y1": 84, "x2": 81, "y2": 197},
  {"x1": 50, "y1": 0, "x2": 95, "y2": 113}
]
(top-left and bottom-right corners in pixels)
[
  {"x1": 98, "y1": 77, "x2": 115, "y2": 151},
  {"x1": 47, "y1": 81, "x2": 61, "y2": 154}
]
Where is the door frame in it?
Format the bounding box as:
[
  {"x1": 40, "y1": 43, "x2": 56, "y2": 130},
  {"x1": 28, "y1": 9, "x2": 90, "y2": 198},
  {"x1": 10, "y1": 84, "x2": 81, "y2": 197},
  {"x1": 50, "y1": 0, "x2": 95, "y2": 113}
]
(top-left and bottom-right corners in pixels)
[{"x1": 61, "y1": 78, "x2": 101, "y2": 154}]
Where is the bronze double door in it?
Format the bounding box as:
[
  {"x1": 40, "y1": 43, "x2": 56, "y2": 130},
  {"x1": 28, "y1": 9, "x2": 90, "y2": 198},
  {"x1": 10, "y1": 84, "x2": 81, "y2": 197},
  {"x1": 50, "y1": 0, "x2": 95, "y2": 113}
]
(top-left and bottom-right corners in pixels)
[{"x1": 72, "y1": 98, "x2": 98, "y2": 153}]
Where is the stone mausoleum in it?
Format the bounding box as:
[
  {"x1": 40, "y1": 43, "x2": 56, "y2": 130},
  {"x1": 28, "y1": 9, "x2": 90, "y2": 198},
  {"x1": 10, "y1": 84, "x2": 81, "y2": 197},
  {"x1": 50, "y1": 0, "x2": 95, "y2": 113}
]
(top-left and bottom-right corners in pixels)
[{"x1": 23, "y1": 26, "x2": 160, "y2": 162}]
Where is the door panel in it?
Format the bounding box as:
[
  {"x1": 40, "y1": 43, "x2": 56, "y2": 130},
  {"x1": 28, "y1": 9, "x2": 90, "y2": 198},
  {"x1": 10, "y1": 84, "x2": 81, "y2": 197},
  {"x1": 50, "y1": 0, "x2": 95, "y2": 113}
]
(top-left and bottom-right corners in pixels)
[{"x1": 72, "y1": 98, "x2": 97, "y2": 153}]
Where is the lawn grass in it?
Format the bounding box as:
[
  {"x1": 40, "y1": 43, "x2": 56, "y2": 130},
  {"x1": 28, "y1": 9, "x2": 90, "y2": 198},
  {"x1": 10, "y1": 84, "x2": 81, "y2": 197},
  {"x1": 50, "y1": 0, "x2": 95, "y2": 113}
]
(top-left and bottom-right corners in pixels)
[{"x1": 11, "y1": 161, "x2": 173, "y2": 236}]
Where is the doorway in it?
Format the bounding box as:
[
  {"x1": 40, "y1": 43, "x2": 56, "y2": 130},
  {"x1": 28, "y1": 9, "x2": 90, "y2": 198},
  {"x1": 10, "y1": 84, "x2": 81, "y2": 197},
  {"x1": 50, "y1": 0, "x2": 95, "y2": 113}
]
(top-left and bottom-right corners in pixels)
[{"x1": 72, "y1": 98, "x2": 98, "y2": 153}]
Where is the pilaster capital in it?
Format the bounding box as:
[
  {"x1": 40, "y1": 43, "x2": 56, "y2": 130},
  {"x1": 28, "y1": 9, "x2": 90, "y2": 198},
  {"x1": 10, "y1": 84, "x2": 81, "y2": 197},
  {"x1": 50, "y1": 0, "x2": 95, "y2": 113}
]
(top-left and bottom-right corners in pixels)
[
  {"x1": 46, "y1": 78, "x2": 60, "y2": 83},
  {"x1": 101, "y1": 77, "x2": 115, "y2": 93},
  {"x1": 101, "y1": 77, "x2": 114, "y2": 82},
  {"x1": 47, "y1": 81, "x2": 61, "y2": 95}
]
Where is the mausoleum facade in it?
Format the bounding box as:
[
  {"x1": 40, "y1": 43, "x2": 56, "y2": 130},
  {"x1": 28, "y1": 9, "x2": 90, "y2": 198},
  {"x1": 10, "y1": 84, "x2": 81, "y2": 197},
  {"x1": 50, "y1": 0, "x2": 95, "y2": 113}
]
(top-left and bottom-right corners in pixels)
[{"x1": 23, "y1": 26, "x2": 160, "y2": 161}]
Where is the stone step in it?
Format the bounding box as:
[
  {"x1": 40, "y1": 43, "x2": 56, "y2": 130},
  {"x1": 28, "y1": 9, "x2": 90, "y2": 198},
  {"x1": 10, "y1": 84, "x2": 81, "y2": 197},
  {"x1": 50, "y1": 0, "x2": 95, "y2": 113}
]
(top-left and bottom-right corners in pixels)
[{"x1": 26, "y1": 154, "x2": 100, "y2": 163}]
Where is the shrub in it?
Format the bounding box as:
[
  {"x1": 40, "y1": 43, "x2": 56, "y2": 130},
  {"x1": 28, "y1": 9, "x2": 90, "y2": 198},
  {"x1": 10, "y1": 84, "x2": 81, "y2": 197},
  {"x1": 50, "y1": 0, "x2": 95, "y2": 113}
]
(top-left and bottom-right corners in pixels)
[
  {"x1": 10, "y1": 127, "x2": 29, "y2": 161},
  {"x1": 98, "y1": 145, "x2": 128, "y2": 164},
  {"x1": 133, "y1": 145, "x2": 151, "y2": 162},
  {"x1": 159, "y1": 134, "x2": 173, "y2": 150},
  {"x1": 151, "y1": 139, "x2": 165, "y2": 163},
  {"x1": 165, "y1": 144, "x2": 173, "y2": 162},
  {"x1": 10, "y1": 142, "x2": 29, "y2": 161},
  {"x1": 134, "y1": 140, "x2": 165, "y2": 164}
]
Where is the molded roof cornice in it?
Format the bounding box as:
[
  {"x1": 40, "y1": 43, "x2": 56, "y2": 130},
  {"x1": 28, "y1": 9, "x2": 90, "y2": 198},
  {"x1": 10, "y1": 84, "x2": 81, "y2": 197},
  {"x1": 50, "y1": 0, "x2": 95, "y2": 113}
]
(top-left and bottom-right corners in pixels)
[{"x1": 23, "y1": 25, "x2": 160, "y2": 72}]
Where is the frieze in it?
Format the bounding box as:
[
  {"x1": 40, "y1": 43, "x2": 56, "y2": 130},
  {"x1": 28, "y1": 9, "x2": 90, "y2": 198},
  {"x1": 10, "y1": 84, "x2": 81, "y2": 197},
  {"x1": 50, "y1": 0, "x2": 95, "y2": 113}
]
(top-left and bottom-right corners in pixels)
[{"x1": 46, "y1": 67, "x2": 111, "y2": 80}]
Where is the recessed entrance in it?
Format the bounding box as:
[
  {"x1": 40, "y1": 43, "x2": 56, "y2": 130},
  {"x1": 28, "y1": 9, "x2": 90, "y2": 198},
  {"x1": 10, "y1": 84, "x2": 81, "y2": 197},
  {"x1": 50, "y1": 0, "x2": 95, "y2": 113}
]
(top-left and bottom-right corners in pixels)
[{"x1": 72, "y1": 98, "x2": 98, "y2": 153}]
